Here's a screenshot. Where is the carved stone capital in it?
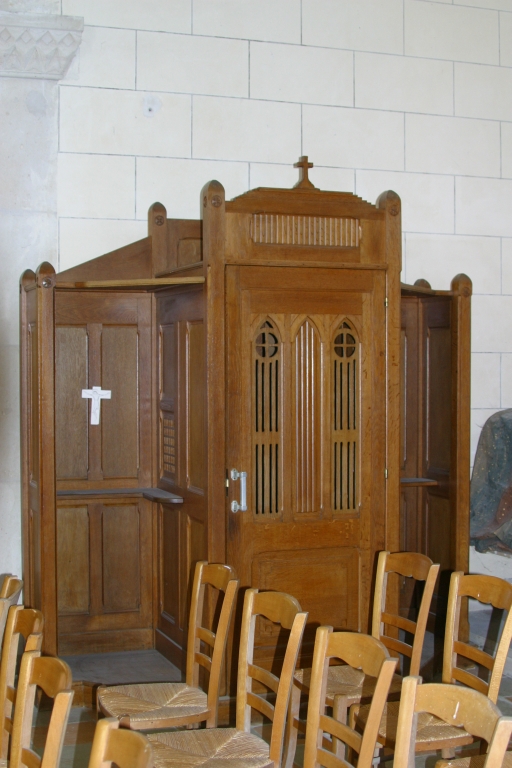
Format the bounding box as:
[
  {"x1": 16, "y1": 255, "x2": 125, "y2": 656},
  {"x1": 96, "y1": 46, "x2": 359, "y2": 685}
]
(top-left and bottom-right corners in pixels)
[{"x1": 0, "y1": 11, "x2": 83, "y2": 80}]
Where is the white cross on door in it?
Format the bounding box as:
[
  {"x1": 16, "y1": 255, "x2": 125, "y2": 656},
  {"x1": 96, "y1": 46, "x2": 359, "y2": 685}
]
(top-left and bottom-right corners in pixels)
[{"x1": 82, "y1": 386, "x2": 111, "y2": 425}]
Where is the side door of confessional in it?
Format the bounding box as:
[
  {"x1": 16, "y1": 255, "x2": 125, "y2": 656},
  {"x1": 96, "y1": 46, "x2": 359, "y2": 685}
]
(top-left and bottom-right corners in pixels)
[
  {"x1": 53, "y1": 290, "x2": 154, "y2": 653},
  {"x1": 400, "y1": 294, "x2": 454, "y2": 618},
  {"x1": 155, "y1": 287, "x2": 207, "y2": 667},
  {"x1": 225, "y1": 264, "x2": 388, "y2": 668}
]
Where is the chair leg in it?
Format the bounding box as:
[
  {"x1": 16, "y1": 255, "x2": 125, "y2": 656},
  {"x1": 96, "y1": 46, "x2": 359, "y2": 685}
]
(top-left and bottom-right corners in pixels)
[
  {"x1": 283, "y1": 680, "x2": 301, "y2": 768},
  {"x1": 441, "y1": 748, "x2": 456, "y2": 759},
  {"x1": 332, "y1": 695, "x2": 348, "y2": 760}
]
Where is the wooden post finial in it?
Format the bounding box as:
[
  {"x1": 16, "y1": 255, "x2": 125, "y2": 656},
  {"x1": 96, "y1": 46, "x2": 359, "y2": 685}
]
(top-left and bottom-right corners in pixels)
[{"x1": 294, "y1": 156, "x2": 315, "y2": 189}]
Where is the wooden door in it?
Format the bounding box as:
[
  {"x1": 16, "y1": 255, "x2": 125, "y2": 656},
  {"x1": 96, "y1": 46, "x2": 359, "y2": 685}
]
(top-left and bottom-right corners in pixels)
[
  {"x1": 226, "y1": 263, "x2": 388, "y2": 662},
  {"x1": 400, "y1": 277, "x2": 471, "y2": 630},
  {"x1": 53, "y1": 290, "x2": 154, "y2": 652},
  {"x1": 155, "y1": 286, "x2": 208, "y2": 667}
]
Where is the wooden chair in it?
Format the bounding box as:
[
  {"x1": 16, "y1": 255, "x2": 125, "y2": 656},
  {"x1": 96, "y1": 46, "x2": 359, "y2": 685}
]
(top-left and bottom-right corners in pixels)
[
  {"x1": 0, "y1": 576, "x2": 23, "y2": 651},
  {"x1": 0, "y1": 606, "x2": 44, "y2": 758},
  {"x1": 301, "y1": 627, "x2": 399, "y2": 768},
  {"x1": 286, "y1": 551, "x2": 439, "y2": 767},
  {"x1": 88, "y1": 718, "x2": 153, "y2": 768},
  {"x1": 146, "y1": 589, "x2": 308, "y2": 768},
  {"x1": 8, "y1": 650, "x2": 73, "y2": 768},
  {"x1": 393, "y1": 676, "x2": 512, "y2": 768},
  {"x1": 356, "y1": 572, "x2": 512, "y2": 756},
  {"x1": 97, "y1": 561, "x2": 238, "y2": 729}
]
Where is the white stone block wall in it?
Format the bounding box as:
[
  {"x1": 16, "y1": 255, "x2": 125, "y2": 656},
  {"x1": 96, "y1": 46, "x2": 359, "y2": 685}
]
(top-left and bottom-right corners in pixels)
[{"x1": 4, "y1": 0, "x2": 512, "y2": 575}]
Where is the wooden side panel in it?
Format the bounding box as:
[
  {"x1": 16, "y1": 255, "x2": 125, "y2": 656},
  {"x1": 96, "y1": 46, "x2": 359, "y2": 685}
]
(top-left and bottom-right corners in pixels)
[
  {"x1": 427, "y1": 326, "x2": 452, "y2": 473},
  {"x1": 427, "y1": 495, "x2": 452, "y2": 573},
  {"x1": 55, "y1": 327, "x2": 88, "y2": 480},
  {"x1": 162, "y1": 507, "x2": 180, "y2": 621},
  {"x1": 187, "y1": 322, "x2": 205, "y2": 491},
  {"x1": 103, "y1": 505, "x2": 140, "y2": 612},
  {"x1": 57, "y1": 506, "x2": 89, "y2": 614},
  {"x1": 155, "y1": 288, "x2": 207, "y2": 670},
  {"x1": 160, "y1": 322, "x2": 178, "y2": 483},
  {"x1": 20, "y1": 265, "x2": 57, "y2": 655},
  {"x1": 29, "y1": 321, "x2": 39, "y2": 485},
  {"x1": 102, "y1": 327, "x2": 139, "y2": 479},
  {"x1": 400, "y1": 298, "x2": 422, "y2": 553}
]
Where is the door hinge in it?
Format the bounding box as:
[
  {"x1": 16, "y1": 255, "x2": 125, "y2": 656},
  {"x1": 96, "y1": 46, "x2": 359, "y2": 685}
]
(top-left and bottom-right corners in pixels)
[
  {"x1": 384, "y1": 468, "x2": 388, "y2": 479},
  {"x1": 384, "y1": 297, "x2": 389, "y2": 307}
]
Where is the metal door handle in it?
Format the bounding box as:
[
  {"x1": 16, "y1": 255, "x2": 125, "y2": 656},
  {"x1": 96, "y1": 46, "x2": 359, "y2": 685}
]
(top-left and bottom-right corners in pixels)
[{"x1": 230, "y1": 469, "x2": 247, "y2": 513}]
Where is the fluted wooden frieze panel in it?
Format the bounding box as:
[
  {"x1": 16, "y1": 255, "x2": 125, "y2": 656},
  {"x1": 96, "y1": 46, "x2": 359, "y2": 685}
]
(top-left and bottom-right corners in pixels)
[
  {"x1": 293, "y1": 319, "x2": 321, "y2": 515},
  {"x1": 252, "y1": 214, "x2": 360, "y2": 247}
]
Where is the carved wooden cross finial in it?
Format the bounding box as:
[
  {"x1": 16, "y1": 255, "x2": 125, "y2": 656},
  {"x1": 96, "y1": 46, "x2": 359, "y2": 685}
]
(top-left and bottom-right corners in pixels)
[{"x1": 294, "y1": 156, "x2": 315, "y2": 189}]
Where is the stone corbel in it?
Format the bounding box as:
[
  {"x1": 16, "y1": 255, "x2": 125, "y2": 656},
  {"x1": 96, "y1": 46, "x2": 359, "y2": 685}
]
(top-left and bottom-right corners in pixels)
[{"x1": 0, "y1": 11, "x2": 83, "y2": 79}]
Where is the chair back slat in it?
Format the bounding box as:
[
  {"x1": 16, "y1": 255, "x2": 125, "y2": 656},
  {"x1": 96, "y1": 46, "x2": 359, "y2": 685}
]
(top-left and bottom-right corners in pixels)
[
  {"x1": 451, "y1": 667, "x2": 489, "y2": 695},
  {"x1": 372, "y1": 551, "x2": 439, "y2": 677},
  {"x1": 382, "y1": 636, "x2": 413, "y2": 660},
  {"x1": 381, "y1": 612, "x2": 416, "y2": 636},
  {"x1": 248, "y1": 664, "x2": 280, "y2": 695},
  {"x1": 247, "y1": 692, "x2": 275, "y2": 722},
  {"x1": 196, "y1": 627, "x2": 215, "y2": 647},
  {"x1": 454, "y1": 640, "x2": 494, "y2": 671},
  {"x1": 195, "y1": 653, "x2": 212, "y2": 672}
]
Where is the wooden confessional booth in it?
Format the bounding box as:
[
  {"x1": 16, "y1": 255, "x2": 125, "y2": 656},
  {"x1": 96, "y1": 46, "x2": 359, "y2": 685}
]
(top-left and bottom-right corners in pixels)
[{"x1": 20, "y1": 159, "x2": 471, "y2": 676}]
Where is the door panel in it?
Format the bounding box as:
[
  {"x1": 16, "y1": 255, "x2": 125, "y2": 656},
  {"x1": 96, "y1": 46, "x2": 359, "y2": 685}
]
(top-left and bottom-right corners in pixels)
[
  {"x1": 54, "y1": 292, "x2": 152, "y2": 489},
  {"x1": 57, "y1": 497, "x2": 153, "y2": 654}
]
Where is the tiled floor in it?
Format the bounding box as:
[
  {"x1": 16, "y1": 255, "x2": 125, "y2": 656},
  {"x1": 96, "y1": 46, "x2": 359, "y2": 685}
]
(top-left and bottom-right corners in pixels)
[{"x1": 62, "y1": 649, "x2": 181, "y2": 686}]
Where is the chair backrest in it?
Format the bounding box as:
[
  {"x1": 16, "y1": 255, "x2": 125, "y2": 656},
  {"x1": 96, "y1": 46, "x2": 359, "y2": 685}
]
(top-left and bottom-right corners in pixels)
[
  {"x1": 393, "y1": 676, "x2": 512, "y2": 768},
  {"x1": 0, "y1": 575, "x2": 23, "y2": 602},
  {"x1": 88, "y1": 717, "x2": 152, "y2": 768},
  {"x1": 0, "y1": 606, "x2": 44, "y2": 757},
  {"x1": 236, "y1": 589, "x2": 308, "y2": 766},
  {"x1": 9, "y1": 651, "x2": 73, "y2": 768},
  {"x1": 372, "y1": 551, "x2": 439, "y2": 676},
  {"x1": 303, "y1": 627, "x2": 398, "y2": 768},
  {"x1": 185, "y1": 561, "x2": 238, "y2": 722},
  {"x1": 0, "y1": 576, "x2": 23, "y2": 652},
  {"x1": 442, "y1": 572, "x2": 512, "y2": 702}
]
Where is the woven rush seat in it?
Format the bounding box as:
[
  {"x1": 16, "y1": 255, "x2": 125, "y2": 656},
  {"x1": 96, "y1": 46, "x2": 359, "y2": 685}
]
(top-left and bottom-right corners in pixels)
[
  {"x1": 356, "y1": 699, "x2": 473, "y2": 751},
  {"x1": 295, "y1": 664, "x2": 403, "y2": 704},
  {"x1": 148, "y1": 728, "x2": 273, "y2": 768},
  {"x1": 97, "y1": 683, "x2": 208, "y2": 727}
]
